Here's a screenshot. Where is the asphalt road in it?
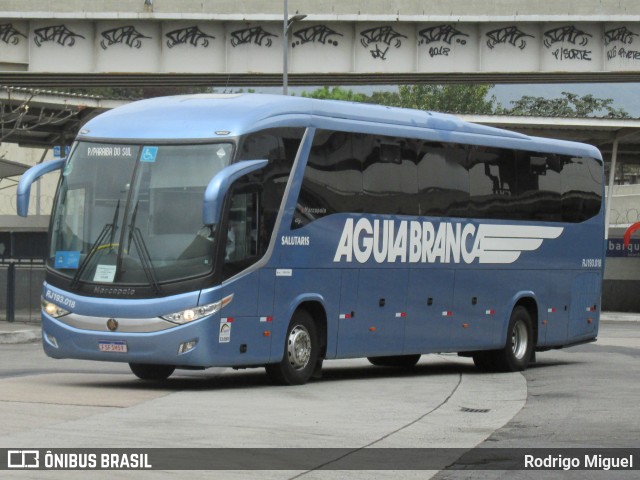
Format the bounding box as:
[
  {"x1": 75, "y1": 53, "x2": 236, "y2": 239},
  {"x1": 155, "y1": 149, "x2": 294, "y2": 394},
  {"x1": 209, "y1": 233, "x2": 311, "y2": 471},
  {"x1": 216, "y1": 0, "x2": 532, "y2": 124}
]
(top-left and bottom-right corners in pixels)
[
  {"x1": 435, "y1": 321, "x2": 640, "y2": 480},
  {"x1": 0, "y1": 321, "x2": 637, "y2": 479}
]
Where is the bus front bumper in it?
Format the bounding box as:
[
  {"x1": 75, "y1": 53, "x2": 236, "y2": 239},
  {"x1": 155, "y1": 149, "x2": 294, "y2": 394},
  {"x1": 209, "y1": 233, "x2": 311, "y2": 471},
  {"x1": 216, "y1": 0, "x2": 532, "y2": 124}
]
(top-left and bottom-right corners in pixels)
[{"x1": 41, "y1": 312, "x2": 223, "y2": 368}]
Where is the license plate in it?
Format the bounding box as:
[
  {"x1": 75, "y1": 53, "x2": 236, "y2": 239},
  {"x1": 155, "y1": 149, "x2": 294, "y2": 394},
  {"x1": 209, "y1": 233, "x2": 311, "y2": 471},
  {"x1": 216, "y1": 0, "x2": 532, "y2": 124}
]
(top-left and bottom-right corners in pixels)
[{"x1": 99, "y1": 341, "x2": 128, "y2": 353}]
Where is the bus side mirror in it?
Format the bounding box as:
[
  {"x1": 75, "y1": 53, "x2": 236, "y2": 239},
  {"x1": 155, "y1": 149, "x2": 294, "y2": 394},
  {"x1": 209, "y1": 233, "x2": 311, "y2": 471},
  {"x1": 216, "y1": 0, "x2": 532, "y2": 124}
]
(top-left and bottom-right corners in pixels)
[
  {"x1": 17, "y1": 159, "x2": 65, "y2": 217},
  {"x1": 203, "y1": 159, "x2": 268, "y2": 225}
]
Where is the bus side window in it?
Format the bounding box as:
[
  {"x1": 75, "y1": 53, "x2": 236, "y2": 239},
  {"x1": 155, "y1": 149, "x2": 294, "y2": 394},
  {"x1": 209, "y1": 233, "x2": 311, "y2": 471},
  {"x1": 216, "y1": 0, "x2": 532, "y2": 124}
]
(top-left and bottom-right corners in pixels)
[
  {"x1": 468, "y1": 147, "x2": 515, "y2": 220},
  {"x1": 562, "y1": 156, "x2": 602, "y2": 222},
  {"x1": 293, "y1": 131, "x2": 363, "y2": 229},
  {"x1": 224, "y1": 128, "x2": 303, "y2": 279},
  {"x1": 417, "y1": 143, "x2": 469, "y2": 217},
  {"x1": 225, "y1": 191, "x2": 259, "y2": 260}
]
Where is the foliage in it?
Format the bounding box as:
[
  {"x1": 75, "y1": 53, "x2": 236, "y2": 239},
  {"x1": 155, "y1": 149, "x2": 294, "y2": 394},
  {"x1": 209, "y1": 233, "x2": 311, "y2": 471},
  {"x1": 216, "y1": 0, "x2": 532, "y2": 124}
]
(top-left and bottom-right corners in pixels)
[
  {"x1": 301, "y1": 84, "x2": 497, "y2": 114},
  {"x1": 498, "y1": 91, "x2": 629, "y2": 118},
  {"x1": 394, "y1": 84, "x2": 498, "y2": 114},
  {"x1": 366, "y1": 90, "x2": 402, "y2": 106},
  {"x1": 300, "y1": 86, "x2": 369, "y2": 102},
  {"x1": 299, "y1": 85, "x2": 629, "y2": 119},
  {"x1": 67, "y1": 84, "x2": 630, "y2": 119}
]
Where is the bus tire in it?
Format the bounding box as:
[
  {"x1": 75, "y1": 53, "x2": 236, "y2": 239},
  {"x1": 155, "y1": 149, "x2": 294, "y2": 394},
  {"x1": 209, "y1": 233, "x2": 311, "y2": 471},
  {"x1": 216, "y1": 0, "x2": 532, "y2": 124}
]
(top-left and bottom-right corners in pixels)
[
  {"x1": 493, "y1": 306, "x2": 534, "y2": 372},
  {"x1": 266, "y1": 310, "x2": 319, "y2": 385},
  {"x1": 472, "y1": 351, "x2": 498, "y2": 371},
  {"x1": 367, "y1": 354, "x2": 421, "y2": 368},
  {"x1": 129, "y1": 363, "x2": 175, "y2": 381}
]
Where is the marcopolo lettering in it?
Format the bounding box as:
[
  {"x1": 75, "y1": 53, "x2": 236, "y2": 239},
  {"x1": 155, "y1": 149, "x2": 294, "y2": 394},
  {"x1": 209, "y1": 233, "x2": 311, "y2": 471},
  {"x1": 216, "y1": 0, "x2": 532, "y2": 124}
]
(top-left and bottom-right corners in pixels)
[
  {"x1": 333, "y1": 218, "x2": 564, "y2": 265},
  {"x1": 93, "y1": 286, "x2": 137, "y2": 296}
]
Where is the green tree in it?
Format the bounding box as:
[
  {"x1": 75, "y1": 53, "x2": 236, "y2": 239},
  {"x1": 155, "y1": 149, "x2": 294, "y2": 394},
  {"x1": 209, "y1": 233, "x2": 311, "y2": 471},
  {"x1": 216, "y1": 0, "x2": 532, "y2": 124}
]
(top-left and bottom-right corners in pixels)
[
  {"x1": 300, "y1": 86, "x2": 369, "y2": 102},
  {"x1": 394, "y1": 84, "x2": 497, "y2": 114},
  {"x1": 300, "y1": 84, "x2": 498, "y2": 114},
  {"x1": 499, "y1": 91, "x2": 629, "y2": 118},
  {"x1": 366, "y1": 90, "x2": 401, "y2": 106}
]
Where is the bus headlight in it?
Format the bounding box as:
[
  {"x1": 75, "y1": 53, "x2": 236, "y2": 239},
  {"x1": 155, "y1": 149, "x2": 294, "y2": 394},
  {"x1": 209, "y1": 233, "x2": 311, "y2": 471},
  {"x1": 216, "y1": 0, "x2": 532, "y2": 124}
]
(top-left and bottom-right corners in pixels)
[
  {"x1": 161, "y1": 294, "x2": 233, "y2": 325},
  {"x1": 41, "y1": 297, "x2": 71, "y2": 318}
]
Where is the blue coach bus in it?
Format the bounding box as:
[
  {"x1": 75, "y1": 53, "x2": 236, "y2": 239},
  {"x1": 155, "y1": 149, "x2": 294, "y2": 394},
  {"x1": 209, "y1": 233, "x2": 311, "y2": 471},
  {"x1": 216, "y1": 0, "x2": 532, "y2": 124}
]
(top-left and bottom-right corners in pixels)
[{"x1": 17, "y1": 94, "x2": 604, "y2": 385}]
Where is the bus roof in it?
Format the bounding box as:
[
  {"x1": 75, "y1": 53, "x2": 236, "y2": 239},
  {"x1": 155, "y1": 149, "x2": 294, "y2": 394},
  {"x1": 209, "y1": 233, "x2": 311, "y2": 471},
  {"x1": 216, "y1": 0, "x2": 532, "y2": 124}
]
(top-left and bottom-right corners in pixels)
[{"x1": 79, "y1": 93, "x2": 602, "y2": 160}]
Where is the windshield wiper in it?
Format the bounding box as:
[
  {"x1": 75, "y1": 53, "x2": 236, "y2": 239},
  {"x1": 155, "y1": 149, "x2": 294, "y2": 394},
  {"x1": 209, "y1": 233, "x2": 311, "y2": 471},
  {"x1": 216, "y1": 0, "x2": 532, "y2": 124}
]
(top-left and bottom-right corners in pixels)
[
  {"x1": 126, "y1": 200, "x2": 140, "y2": 254},
  {"x1": 70, "y1": 199, "x2": 120, "y2": 290},
  {"x1": 129, "y1": 228, "x2": 161, "y2": 294},
  {"x1": 126, "y1": 200, "x2": 161, "y2": 295}
]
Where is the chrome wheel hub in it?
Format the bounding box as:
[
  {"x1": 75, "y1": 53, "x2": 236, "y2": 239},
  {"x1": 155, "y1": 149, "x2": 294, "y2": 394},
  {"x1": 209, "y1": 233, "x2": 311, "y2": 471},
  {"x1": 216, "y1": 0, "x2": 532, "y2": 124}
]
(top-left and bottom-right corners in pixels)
[
  {"x1": 511, "y1": 319, "x2": 529, "y2": 360},
  {"x1": 287, "y1": 325, "x2": 312, "y2": 370}
]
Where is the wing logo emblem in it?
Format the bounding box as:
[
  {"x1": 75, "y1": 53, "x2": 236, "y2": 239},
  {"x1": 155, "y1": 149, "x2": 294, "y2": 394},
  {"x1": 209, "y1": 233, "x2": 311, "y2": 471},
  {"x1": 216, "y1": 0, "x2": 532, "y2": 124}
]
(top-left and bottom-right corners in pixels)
[{"x1": 475, "y1": 224, "x2": 563, "y2": 264}]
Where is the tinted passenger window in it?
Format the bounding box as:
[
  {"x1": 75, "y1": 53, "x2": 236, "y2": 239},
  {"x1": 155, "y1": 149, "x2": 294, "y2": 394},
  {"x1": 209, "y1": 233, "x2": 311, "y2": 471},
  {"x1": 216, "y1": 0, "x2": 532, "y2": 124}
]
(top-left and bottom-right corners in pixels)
[
  {"x1": 292, "y1": 129, "x2": 602, "y2": 228},
  {"x1": 562, "y1": 156, "x2": 602, "y2": 222},
  {"x1": 468, "y1": 148, "x2": 567, "y2": 221},
  {"x1": 468, "y1": 146, "x2": 515, "y2": 219},
  {"x1": 418, "y1": 144, "x2": 469, "y2": 217},
  {"x1": 293, "y1": 131, "x2": 364, "y2": 228},
  {"x1": 362, "y1": 136, "x2": 420, "y2": 215},
  {"x1": 516, "y1": 151, "x2": 563, "y2": 222},
  {"x1": 294, "y1": 132, "x2": 471, "y2": 227}
]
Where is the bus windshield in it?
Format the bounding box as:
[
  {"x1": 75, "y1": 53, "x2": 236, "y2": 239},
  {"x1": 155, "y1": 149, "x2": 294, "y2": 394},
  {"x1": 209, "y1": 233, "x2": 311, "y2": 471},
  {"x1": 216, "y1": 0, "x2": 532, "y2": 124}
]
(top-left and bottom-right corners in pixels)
[{"x1": 48, "y1": 142, "x2": 233, "y2": 287}]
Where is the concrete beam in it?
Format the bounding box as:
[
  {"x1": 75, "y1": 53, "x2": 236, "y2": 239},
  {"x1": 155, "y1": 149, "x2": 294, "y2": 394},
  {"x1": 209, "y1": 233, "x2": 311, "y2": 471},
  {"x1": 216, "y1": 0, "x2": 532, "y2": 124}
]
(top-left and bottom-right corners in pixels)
[{"x1": 4, "y1": 1, "x2": 640, "y2": 21}]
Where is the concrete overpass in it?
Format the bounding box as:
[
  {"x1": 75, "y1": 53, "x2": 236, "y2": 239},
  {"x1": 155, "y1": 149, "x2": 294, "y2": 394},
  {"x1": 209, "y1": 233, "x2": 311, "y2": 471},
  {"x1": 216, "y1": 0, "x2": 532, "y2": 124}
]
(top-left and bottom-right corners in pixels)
[{"x1": 2, "y1": 1, "x2": 640, "y2": 87}]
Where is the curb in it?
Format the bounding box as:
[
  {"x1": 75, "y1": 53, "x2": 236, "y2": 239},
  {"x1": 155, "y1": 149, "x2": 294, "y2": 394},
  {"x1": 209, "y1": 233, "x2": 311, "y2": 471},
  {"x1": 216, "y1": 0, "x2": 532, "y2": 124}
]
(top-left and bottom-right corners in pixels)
[
  {"x1": 0, "y1": 329, "x2": 41, "y2": 344},
  {"x1": 600, "y1": 313, "x2": 640, "y2": 322}
]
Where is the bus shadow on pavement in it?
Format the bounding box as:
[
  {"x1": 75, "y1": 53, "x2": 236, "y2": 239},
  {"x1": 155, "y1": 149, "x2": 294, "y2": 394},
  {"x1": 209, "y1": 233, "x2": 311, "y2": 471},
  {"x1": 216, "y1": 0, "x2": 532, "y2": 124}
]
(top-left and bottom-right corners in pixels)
[
  {"x1": 58, "y1": 354, "x2": 586, "y2": 392},
  {"x1": 66, "y1": 358, "x2": 480, "y2": 391}
]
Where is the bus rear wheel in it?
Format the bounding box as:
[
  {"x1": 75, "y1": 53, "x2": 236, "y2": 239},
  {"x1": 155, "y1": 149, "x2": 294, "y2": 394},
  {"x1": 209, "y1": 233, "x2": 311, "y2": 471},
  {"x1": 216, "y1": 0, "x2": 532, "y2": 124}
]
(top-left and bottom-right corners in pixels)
[
  {"x1": 367, "y1": 354, "x2": 421, "y2": 368},
  {"x1": 129, "y1": 363, "x2": 175, "y2": 381},
  {"x1": 266, "y1": 310, "x2": 319, "y2": 385},
  {"x1": 473, "y1": 306, "x2": 534, "y2": 372}
]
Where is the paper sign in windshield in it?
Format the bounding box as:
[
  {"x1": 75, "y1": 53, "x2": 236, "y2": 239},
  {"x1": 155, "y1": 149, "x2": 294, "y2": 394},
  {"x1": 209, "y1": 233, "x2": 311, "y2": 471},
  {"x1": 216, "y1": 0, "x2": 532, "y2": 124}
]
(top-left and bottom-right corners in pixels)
[{"x1": 94, "y1": 264, "x2": 117, "y2": 283}]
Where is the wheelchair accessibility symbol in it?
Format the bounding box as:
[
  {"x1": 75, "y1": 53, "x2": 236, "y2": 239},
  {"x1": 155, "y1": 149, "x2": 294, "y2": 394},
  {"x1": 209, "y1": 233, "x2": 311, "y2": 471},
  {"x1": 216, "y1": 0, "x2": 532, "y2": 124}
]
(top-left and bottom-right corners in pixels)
[{"x1": 141, "y1": 146, "x2": 158, "y2": 163}]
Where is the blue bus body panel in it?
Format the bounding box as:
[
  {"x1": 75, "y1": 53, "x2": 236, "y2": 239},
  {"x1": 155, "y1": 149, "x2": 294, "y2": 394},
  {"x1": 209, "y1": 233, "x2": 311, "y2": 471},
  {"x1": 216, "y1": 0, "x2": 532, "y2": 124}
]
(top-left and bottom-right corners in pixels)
[
  {"x1": 81, "y1": 94, "x2": 527, "y2": 142},
  {"x1": 41, "y1": 280, "x2": 276, "y2": 367},
  {"x1": 43, "y1": 282, "x2": 200, "y2": 318},
  {"x1": 80, "y1": 94, "x2": 601, "y2": 160},
  {"x1": 42, "y1": 313, "x2": 221, "y2": 366},
  {"x1": 271, "y1": 213, "x2": 602, "y2": 354}
]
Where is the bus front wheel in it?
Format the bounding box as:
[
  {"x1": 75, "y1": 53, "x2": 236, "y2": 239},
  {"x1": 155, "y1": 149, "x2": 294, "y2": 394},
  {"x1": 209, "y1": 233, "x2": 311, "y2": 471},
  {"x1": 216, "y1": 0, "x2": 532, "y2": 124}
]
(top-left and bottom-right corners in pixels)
[
  {"x1": 129, "y1": 363, "x2": 175, "y2": 381},
  {"x1": 266, "y1": 310, "x2": 319, "y2": 386}
]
